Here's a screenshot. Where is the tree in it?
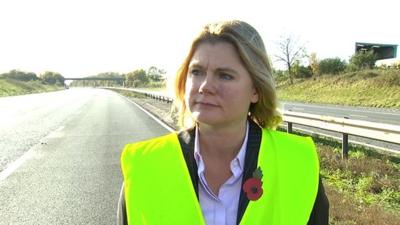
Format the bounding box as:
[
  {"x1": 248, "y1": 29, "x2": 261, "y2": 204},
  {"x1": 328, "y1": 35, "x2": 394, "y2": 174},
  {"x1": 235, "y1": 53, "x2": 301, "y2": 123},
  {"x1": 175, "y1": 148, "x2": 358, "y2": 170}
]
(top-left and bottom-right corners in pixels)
[
  {"x1": 275, "y1": 35, "x2": 307, "y2": 84},
  {"x1": 40, "y1": 71, "x2": 64, "y2": 85},
  {"x1": 147, "y1": 66, "x2": 166, "y2": 82},
  {"x1": 96, "y1": 72, "x2": 124, "y2": 86},
  {"x1": 348, "y1": 50, "x2": 377, "y2": 71},
  {"x1": 125, "y1": 72, "x2": 135, "y2": 87},
  {"x1": 309, "y1": 52, "x2": 319, "y2": 76},
  {"x1": 3, "y1": 70, "x2": 38, "y2": 81},
  {"x1": 292, "y1": 60, "x2": 312, "y2": 78},
  {"x1": 125, "y1": 69, "x2": 148, "y2": 87},
  {"x1": 318, "y1": 58, "x2": 347, "y2": 75}
]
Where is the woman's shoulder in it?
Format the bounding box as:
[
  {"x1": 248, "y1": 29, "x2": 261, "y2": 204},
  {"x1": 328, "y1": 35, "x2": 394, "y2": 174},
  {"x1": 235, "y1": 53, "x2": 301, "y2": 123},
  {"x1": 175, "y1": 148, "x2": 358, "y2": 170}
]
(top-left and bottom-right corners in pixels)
[
  {"x1": 262, "y1": 128, "x2": 314, "y2": 146},
  {"x1": 261, "y1": 129, "x2": 317, "y2": 160},
  {"x1": 122, "y1": 132, "x2": 179, "y2": 155}
]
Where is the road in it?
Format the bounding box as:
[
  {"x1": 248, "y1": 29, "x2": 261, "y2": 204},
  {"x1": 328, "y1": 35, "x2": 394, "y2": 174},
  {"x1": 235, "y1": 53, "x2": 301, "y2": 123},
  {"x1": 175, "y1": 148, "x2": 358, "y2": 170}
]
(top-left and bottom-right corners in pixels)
[
  {"x1": 282, "y1": 101, "x2": 400, "y2": 125},
  {"x1": 0, "y1": 88, "x2": 169, "y2": 225}
]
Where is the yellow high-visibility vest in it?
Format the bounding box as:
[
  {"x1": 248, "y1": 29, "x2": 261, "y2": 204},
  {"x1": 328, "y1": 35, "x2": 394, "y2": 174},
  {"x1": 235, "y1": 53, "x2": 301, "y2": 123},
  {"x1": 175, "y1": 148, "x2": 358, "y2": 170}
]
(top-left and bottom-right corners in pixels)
[{"x1": 121, "y1": 129, "x2": 319, "y2": 225}]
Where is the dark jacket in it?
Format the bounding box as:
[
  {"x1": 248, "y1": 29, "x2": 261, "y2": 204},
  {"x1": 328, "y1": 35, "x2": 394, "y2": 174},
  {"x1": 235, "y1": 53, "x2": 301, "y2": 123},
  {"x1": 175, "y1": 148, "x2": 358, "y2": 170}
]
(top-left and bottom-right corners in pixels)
[{"x1": 117, "y1": 121, "x2": 329, "y2": 225}]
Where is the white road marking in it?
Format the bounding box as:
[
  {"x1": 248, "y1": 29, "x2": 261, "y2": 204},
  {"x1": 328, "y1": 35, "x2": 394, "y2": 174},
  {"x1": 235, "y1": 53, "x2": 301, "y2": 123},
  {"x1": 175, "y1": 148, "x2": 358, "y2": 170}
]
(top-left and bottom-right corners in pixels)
[
  {"x1": 349, "y1": 114, "x2": 368, "y2": 119},
  {"x1": 0, "y1": 125, "x2": 65, "y2": 182},
  {"x1": 46, "y1": 126, "x2": 65, "y2": 139},
  {"x1": 291, "y1": 107, "x2": 304, "y2": 111},
  {"x1": 0, "y1": 146, "x2": 36, "y2": 182}
]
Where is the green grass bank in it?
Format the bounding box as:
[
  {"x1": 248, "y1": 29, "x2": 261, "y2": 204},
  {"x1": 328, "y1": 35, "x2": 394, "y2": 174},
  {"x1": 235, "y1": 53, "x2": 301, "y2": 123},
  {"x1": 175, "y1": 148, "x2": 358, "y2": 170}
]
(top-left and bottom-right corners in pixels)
[
  {"x1": 314, "y1": 135, "x2": 400, "y2": 224},
  {"x1": 277, "y1": 69, "x2": 400, "y2": 109},
  {"x1": 0, "y1": 78, "x2": 64, "y2": 97}
]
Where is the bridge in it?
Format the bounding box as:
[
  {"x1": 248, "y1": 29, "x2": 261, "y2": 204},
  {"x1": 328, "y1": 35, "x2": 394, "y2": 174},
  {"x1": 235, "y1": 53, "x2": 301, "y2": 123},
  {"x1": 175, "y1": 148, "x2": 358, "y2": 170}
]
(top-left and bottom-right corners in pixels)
[
  {"x1": 64, "y1": 77, "x2": 125, "y2": 81},
  {"x1": 63, "y1": 77, "x2": 125, "y2": 87}
]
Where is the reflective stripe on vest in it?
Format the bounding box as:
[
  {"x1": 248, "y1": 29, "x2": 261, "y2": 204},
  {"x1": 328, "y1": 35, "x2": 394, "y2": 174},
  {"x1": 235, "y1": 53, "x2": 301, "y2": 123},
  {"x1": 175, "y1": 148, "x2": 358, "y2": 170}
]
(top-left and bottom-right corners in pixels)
[{"x1": 121, "y1": 129, "x2": 319, "y2": 225}]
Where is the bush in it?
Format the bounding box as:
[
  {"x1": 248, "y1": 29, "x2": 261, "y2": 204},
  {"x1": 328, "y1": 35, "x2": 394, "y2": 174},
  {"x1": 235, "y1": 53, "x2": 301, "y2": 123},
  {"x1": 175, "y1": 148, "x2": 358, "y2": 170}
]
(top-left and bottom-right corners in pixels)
[
  {"x1": 318, "y1": 57, "x2": 347, "y2": 75},
  {"x1": 40, "y1": 71, "x2": 65, "y2": 85},
  {"x1": 2, "y1": 70, "x2": 38, "y2": 81},
  {"x1": 294, "y1": 65, "x2": 313, "y2": 78},
  {"x1": 272, "y1": 69, "x2": 288, "y2": 82},
  {"x1": 348, "y1": 50, "x2": 377, "y2": 71}
]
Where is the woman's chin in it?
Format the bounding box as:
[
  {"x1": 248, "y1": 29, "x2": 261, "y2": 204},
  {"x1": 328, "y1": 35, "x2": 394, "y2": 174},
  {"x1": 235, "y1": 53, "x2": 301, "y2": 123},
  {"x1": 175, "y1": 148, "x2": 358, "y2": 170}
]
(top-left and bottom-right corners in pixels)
[{"x1": 192, "y1": 114, "x2": 225, "y2": 126}]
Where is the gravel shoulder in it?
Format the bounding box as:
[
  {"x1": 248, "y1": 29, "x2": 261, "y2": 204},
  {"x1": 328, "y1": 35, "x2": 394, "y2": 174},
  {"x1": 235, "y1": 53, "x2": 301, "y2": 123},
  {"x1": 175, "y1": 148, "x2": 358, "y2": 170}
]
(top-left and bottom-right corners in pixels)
[{"x1": 123, "y1": 95, "x2": 178, "y2": 130}]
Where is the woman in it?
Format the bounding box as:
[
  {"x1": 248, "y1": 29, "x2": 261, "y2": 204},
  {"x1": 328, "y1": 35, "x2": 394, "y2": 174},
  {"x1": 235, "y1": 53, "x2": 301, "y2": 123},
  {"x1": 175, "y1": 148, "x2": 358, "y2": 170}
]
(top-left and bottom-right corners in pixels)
[{"x1": 118, "y1": 20, "x2": 329, "y2": 225}]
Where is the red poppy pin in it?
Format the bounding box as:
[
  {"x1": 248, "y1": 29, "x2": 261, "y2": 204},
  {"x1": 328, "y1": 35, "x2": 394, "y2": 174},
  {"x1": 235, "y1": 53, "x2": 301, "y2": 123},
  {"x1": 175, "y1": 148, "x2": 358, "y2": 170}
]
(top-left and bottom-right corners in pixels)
[{"x1": 243, "y1": 166, "x2": 263, "y2": 201}]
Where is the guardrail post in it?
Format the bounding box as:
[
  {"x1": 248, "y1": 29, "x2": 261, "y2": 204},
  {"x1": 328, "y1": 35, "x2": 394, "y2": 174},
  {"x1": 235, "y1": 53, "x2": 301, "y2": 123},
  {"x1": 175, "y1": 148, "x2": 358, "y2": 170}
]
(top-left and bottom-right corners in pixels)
[
  {"x1": 287, "y1": 122, "x2": 293, "y2": 133},
  {"x1": 342, "y1": 133, "x2": 349, "y2": 159}
]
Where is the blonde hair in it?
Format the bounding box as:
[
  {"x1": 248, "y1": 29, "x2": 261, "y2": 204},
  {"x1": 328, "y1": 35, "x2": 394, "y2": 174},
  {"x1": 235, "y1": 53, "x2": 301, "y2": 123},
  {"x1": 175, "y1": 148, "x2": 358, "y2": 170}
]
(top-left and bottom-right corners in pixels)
[{"x1": 173, "y1": 20, "x2": 281, "y2": 129}]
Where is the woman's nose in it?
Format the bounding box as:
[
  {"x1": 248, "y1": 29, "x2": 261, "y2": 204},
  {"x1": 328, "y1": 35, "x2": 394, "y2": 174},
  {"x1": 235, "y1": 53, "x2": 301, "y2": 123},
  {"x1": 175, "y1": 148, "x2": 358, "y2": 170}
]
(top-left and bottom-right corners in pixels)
[{"x1": 198, "y1": 74, "x2": 216, "y2": 94}]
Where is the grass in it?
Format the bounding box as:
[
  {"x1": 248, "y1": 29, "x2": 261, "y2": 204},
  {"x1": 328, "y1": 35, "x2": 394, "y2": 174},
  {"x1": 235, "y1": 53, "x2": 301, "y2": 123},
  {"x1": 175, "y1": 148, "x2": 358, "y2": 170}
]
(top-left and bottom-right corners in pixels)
[
  {"x1": 301, "y1": 132, "x2": 400, "y2": 224},
  {"x1": 325, "y1": 184, "x2": 399, "y2": 225},
  {"x1": 277, "y1": 69, "x2": 400, "y2": 109},
  {"x1": 0, "y1": 78, "x2": 63, "y2": 97}
]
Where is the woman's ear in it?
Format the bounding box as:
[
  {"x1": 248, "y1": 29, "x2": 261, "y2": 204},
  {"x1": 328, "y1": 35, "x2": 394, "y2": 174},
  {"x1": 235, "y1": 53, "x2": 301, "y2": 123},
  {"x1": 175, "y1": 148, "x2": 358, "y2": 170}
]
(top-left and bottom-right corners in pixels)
[{"x1": 251, "y1": 88, "x2": 259, "y2": 103}]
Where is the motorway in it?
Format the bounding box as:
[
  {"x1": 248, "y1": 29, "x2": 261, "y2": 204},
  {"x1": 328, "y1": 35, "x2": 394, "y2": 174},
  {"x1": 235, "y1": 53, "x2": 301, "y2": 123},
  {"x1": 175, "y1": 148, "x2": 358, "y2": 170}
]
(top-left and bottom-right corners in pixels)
[
  {"x1": 0, "y1": 88, "x2": 169, "y2": 225},
  {"x1": 282, "y1": 101, "x2": 400, "y2": 125}
]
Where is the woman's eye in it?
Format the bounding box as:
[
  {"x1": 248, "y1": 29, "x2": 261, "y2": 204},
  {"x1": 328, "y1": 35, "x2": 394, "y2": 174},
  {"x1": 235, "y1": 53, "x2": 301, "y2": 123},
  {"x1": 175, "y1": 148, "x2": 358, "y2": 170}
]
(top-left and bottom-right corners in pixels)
[
  {"x1": 219, "y1": 73, "x2": 233, "y2": 80},
  {"x1": 190, "y1": 69, "x2": 202, "y2": 76}
]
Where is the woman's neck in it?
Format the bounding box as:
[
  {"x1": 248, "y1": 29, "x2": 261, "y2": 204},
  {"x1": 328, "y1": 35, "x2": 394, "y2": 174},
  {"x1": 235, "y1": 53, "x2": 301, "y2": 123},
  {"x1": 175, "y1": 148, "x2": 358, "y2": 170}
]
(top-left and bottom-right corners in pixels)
[{"x1": 198, "y1": 120, "x2": 247, "y2": 160}]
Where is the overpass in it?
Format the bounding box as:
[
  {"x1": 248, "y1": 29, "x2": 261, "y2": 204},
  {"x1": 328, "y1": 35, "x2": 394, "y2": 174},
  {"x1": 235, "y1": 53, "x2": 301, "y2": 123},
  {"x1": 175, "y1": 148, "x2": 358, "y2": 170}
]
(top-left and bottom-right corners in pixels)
[
  {"x1": 64, "y1": 77, "x2": 125, "y2": 87},
  {"x1": 64, "y1": 77, "x2": 124, "y2": 81}
]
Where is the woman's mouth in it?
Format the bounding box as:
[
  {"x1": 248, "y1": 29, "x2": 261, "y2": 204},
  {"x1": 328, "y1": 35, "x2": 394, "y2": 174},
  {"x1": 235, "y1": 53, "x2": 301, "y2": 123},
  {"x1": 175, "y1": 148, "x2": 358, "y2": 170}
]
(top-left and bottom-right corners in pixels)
[{"x1": 196, "y1": 101, "x2": 218, "y2": 107}]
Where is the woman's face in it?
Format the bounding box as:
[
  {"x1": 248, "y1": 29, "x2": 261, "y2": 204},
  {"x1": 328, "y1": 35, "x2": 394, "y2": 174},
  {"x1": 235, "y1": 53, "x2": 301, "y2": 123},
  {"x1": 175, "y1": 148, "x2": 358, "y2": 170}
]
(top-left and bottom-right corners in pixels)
[{"x1": 185, "y1": 42, "x2": 258, "y2": 128}]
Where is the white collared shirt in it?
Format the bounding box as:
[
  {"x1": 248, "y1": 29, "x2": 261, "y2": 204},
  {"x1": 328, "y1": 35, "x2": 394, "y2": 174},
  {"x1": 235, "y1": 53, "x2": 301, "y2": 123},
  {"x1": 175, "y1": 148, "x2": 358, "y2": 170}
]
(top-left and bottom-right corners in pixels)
[{"x1": 194, "y1": 122, "x2": 249, "y2": 225}]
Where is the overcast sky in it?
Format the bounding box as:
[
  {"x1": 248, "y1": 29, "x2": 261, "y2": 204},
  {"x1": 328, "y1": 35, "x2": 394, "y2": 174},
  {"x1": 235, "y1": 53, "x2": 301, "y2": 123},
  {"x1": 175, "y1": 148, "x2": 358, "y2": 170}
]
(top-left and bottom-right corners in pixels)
[{"x1": 0, "y1": 0, "x2": 398, "y2": 78}]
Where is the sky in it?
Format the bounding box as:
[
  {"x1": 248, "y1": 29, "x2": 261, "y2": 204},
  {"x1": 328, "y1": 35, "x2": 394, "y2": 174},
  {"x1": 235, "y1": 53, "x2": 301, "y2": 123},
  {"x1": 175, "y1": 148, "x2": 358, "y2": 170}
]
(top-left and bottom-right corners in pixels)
[{"x1": 0, "y1": 0, "x2": 399, "y2": 78}]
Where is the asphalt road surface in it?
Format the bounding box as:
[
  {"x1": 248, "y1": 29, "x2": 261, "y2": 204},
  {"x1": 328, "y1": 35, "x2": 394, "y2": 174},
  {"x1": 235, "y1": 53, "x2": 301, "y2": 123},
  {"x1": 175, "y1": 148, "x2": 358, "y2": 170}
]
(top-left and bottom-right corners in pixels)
[
  {"x1": 0, "y1": 88, "x2": 169, "y2": 225},
  {"x1": 282, "y1": 101, "x2": 400, "y2": 125}
]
